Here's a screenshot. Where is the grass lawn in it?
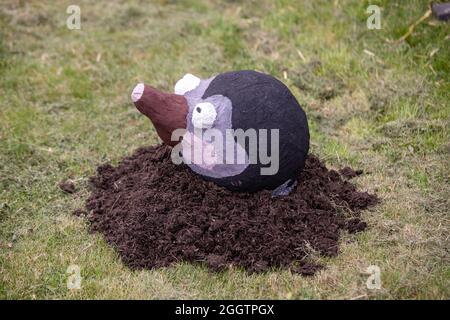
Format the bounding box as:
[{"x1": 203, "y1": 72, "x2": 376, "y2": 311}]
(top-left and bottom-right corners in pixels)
[{"x1": 0, "y1": 0, "x2": 449, "y2": 299}]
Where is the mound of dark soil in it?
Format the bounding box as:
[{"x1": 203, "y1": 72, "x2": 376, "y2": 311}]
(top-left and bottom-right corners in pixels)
[{"x1": 80, "y1": 144, "x2": 378, "y2": 275}]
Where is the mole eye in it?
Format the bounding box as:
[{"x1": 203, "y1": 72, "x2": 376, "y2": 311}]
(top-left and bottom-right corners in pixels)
[{"x1": 192, "y1": 102, "x2": 217, "y2": 129}]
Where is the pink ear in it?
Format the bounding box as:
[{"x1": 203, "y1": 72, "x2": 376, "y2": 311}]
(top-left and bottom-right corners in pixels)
[{"x1": 174, "y1": 74, "x2": 200, "y2": 95}]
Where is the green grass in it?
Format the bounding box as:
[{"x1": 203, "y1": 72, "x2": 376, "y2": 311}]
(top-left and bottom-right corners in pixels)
[{"x1": 0, "y1": 0, "x2": 449, "y2": 299}]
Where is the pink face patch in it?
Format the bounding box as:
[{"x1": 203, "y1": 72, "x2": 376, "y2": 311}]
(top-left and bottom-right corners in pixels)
[{"x1": 181, "y1": 131, "x2": 219, "y2": 170}]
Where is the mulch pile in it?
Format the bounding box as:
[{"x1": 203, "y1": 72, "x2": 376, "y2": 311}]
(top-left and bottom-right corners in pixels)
[{"x1": 77, "y1": 144, "x2": 378, "y2": 275}]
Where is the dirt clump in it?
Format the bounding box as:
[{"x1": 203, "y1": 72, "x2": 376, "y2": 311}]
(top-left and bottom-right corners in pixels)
[
  {"x1": 339, "y1": 167, "x2": 363, "y2": 180},
  {"x1": 59, "y1": 179, "x2": 76, "y2": 194}
]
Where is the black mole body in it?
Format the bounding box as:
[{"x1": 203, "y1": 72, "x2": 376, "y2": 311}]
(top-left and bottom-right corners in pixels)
[{"x1": 202, "y1": 70, "x2": 309, "y2": 192}]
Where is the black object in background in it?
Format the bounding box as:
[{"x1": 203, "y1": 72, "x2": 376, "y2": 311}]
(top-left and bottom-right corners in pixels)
[{"x1": 432, "y1": 2, "x2": 450, "y2": 21}]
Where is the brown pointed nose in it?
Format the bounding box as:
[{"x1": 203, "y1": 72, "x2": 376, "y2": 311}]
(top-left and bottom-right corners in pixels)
[{"x1": 131, "y1": 83, "x2": 188, "y2": 146}]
